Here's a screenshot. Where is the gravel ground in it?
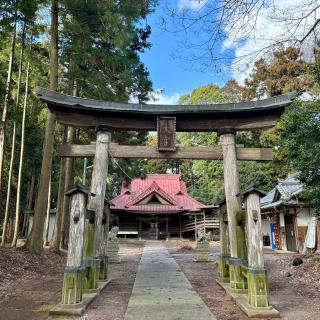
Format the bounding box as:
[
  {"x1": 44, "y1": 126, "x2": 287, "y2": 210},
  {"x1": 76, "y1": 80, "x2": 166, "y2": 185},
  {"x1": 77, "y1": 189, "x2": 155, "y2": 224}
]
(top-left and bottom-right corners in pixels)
[
  {"x1": 165, "y1": 239, "x2": 320, "y2": 320},
  {"x1": 0, "y1": 240, "x2": 319, "y2": 320},
  {"x1": 0, "y1": 240, "x2": 144, "y2": 320}
]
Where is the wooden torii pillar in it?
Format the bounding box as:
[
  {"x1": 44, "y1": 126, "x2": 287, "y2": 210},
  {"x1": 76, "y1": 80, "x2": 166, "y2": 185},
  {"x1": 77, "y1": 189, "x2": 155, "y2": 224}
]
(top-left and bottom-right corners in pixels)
[
  {"x1": 237, "y1": 186, "x2": 270, "y2": 308},
  {"x1": 217, "y1": 199, "x2": 230, "y2": 282},
  {"x1": 61, "y1": 185, "x2": 90, "y2": 305},
  {"x1": 218, "y1": 128, "x2": 248, "y2": 292},
  {"x1": 83, "y1": 125, "x2": 111, "y2": 290},
  {"x1": 102, "y1": 199, "x2": 110, "y2": 280}
]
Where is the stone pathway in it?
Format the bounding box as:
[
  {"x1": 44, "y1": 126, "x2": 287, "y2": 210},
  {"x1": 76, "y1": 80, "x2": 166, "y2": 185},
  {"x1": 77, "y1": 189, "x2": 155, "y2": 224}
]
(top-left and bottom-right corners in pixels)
[{"x1": 125, "y1": 241, "x2": 216, "y2": 320}]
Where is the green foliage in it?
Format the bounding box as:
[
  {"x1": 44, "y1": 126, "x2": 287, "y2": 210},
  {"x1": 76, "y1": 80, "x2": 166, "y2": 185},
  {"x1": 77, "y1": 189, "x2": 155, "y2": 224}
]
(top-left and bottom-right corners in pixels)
[
  {"x1": 60, "y1": 0, "x2": 155, "y2": 103},
  {"x1": 179, "y1": 83, "x2": 225, "y2": 105},
  {"x1": 243, "y1": 47, "x2": 315, "y2": 100},
  {"x1": 281, "y1": 100, "x2": 320, "y2": 215},
  {"x1": 0, "y1": 0, "x2": 157, "y2": 224}
]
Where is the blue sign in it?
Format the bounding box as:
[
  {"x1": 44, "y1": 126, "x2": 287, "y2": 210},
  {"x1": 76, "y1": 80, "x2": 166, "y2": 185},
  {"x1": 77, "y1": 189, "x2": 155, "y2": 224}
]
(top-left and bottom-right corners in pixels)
[{"x1": 270, "y1": 223, "x2": 276, "y2": 250}]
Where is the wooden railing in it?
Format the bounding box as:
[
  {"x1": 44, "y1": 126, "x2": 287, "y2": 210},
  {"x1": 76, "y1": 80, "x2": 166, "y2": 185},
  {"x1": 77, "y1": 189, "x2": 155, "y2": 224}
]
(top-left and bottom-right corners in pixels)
[
  {"x1": 170, "y1": 218, "x2": 219, "y2": 234},
  {"x1": 118, "y1": 218, "x2": 220, "y2": 235}
]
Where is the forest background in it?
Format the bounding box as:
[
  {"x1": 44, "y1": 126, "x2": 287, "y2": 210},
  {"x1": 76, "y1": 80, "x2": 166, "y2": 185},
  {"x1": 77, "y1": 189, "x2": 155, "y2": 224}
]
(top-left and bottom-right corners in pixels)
[{"x1": 0, "y1": 0, "x2": 319, "y2": 253}]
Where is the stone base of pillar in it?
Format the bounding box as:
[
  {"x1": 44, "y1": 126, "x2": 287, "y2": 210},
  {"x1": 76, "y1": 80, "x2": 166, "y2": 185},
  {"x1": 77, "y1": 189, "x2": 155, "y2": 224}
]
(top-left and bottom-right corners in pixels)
[
  {"x1": 229, "y1": 257, "x2": 248, "y2": 292},
  {"x1": 247, "y1": 267, "x2": 269, "y2": 308},
  {"x1": 107, "y1": 241, "x2": 120, "y2": 263},
  {"x1": 62, "y1": 266, "x2": 83, "y2": 305},
  {"x1": 82, "y1": 257, "x2": 101, "y2": 291},
  {"x1": 217, "y1": 254, "x2": 230, "y2": 282},
  {"x1": 216, "y1": 278, "x2": 280, "y2": 318},
  {"x1": 194, "y1": 241, "x2": 211, "y2": 262},
  {"x1": 98, "y1": 255, "x2": 108, "y2": 280}
]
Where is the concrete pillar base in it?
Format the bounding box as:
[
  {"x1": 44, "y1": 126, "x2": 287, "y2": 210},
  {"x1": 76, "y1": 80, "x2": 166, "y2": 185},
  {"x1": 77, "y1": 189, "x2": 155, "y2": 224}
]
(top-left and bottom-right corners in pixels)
[
  {"x1": 82, "y1": 257, "x2": 101, "y2": 290},
  {"x1": 62, "y1": 266, "x2": 83, "y2": 305},
  {"x1": 229, "y1": 257, "x2": 248, "y2": 290},
  {"x1": 98, "y1": 255, "x2": 108, "y2": 280},
  {"x1": 247, "y1": 267, "x2": 269, "y2": 308},
  {"x1": 217, "y1": 254, "x2": 230, "y2": 280}
]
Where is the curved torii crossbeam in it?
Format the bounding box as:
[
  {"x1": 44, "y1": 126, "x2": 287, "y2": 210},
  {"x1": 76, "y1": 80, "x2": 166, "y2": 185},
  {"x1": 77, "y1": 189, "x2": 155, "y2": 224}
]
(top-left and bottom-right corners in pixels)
[{"x1": 36, "y1": 87, "x2": 296, "y2": 131}]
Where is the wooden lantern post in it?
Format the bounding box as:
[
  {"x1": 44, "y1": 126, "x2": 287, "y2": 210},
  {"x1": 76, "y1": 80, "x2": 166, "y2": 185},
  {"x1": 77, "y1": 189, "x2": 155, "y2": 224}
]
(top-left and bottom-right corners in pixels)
[
  {"x1": 61, "y1": 185, "x2": 90, "y2": 305},
  {"x1": 219, "y1": 128, "x2": 247, "y2": 291},
  {"x1": 83, "y1": 126, "x2": 111, "y2": 290},
  {"x1": 217, "y1": 199, "x2": 230, "y2": 282},
  {"x1": 238, "y1": 186, "x2": 269, "y2": 308}
]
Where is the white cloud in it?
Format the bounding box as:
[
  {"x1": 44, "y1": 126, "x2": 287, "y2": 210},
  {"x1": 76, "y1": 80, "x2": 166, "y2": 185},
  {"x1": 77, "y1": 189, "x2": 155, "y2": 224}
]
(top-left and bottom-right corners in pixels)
[
  {"x1": 178, "y1": 0, "x2": 208, "y2": 11},
  {"x1": 148, "y1": 91, "x2": 181, "y2": 105},
  {"x1": 221, "y1": 0, "x2": 320, "y2": 82}
]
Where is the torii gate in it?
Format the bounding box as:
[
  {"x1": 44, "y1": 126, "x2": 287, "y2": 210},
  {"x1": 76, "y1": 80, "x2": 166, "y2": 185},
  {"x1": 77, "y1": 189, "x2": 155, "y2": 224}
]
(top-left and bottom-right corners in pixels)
[{"x1": 37, "y1": 87, "x2": 295, "y2": 316}]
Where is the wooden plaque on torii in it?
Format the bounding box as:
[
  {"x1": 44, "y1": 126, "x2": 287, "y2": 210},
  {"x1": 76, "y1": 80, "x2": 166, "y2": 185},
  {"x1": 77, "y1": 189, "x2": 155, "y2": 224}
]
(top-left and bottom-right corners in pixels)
[{"x1": 157, "y1": 116, "x2": 176, "y2": 151}]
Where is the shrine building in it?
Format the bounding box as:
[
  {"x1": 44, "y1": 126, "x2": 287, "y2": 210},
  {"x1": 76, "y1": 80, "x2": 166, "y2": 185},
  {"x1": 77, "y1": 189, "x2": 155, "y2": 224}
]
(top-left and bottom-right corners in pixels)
[{"x1": 110, "y1": 174, "x2": 217, "y2": 240}]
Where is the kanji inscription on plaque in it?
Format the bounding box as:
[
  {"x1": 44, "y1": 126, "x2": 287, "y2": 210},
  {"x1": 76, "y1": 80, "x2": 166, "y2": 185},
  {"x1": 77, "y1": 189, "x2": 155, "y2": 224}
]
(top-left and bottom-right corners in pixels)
[{"x1": 157, "y1": 116, "x2": 176, "y2": 151}]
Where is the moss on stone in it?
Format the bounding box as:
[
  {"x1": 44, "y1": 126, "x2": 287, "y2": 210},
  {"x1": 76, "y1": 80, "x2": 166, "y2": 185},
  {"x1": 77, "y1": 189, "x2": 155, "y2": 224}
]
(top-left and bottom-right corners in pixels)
[
  {"x1": 247, "y1": 270, "x2": 269, "y2": 308},
  {"x1": 84, "y1": 221, "x2": 95, "y2": 257},
  {"x1": 229, "y1": 264, "x2": 247, "y2": 290},
  {"x1": 99, "y1": 255, "x2": 108, "y2": 280},
  {"x1": 62, "y1": 270, "x2": 83, "y2": 304},
  {"x1": 236, "y1": 224, "x2": 247, "y2": 259},
  {"x1": 217, "y1": 255, "x2": 230, "y2": 280}
]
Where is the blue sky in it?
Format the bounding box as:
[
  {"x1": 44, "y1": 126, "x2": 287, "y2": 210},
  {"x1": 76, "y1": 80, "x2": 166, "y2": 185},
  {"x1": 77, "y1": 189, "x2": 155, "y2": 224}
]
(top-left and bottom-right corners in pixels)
[
  {"x1": 139, "y1": 0, "x2": 309, "y2": 104},
  {"x1": 140, "y1": 1, "x2": 232, "y2": 103}
]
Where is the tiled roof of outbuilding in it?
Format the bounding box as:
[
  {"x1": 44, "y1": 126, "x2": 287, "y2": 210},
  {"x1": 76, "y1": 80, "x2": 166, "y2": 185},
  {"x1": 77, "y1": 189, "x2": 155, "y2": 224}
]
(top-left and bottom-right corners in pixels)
[
  {"x1": 261, "y1": 173, "x2": 303, "y2": 210},
  {"x1": 111, "y1": 174, "x2": 207, "y2": 214}
]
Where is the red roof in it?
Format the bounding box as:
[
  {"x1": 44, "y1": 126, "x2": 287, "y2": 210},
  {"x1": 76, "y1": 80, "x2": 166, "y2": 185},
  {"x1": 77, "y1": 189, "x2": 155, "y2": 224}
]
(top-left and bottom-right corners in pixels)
[{"x1": 110, "y1": 174, "x2": 207, "y2": 214}]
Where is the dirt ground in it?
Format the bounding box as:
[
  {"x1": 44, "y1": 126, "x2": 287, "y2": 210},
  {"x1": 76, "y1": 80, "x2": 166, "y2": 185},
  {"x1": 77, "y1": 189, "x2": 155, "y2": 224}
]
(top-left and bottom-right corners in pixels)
[
  {"x1": 0, "y1": 240, "x2": 144, "y2": 320},
  {"x1": 165, "y1": 239, "x2": 320, "y2": 320},
  {"x1": 81, "y1": 240, "x2": 144, "y2": 320},
  {"x1": 0, "y1": 240, "x2": 319, "y2": 320}
]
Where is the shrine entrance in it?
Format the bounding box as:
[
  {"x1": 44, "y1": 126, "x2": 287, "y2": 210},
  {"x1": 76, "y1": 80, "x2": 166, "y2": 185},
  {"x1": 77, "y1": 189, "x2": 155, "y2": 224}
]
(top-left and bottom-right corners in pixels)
[{"x1": 37, "y1": 87, "x2": 295, "y2": 317}]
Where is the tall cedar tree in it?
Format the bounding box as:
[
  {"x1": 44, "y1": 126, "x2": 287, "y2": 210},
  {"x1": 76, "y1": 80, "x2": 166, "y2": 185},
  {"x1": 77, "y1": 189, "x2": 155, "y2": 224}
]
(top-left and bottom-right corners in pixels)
[
  {"x1": 27, "y1": 0, "x2": 157, "y2": 252},
  {"x1": 26, "y1": 0, "x2": 58, "y2": 253},
  {"x1": 59, "y1": 0, "x2": 156, "y2": 200}
]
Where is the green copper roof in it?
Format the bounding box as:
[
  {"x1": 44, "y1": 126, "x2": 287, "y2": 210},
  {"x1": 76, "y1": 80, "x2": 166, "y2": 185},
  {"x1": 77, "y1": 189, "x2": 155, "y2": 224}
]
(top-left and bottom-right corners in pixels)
[{"x1": 36, "y1": 87, "x2": 296, "y2": 115}]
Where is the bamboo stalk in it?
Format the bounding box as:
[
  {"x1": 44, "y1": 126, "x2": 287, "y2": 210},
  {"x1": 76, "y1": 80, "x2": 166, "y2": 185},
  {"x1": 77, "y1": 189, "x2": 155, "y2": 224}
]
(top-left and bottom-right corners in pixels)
[
  {"x1": 12, "y1": 44, "x2": 31, "y2": 247},
  {"x1": 1, "y1": 124, "x2": 16, "y2": 246}
]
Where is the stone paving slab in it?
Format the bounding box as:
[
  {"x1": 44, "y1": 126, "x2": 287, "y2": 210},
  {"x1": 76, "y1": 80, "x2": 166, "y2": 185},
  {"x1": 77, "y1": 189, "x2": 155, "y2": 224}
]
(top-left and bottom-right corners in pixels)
[{"x1": 125, "y1": 242, "x2": 216, "y2": 320}]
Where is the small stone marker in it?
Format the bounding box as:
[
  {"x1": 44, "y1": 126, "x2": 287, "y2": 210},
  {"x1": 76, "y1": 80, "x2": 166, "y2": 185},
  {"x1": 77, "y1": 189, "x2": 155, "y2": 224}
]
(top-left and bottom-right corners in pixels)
[
  {"x1": 195, "y1": 228, "x2": 211, "y2": 262},
  {"x1": 107, "y1": 226, "x2": 120, "y2": 263}
]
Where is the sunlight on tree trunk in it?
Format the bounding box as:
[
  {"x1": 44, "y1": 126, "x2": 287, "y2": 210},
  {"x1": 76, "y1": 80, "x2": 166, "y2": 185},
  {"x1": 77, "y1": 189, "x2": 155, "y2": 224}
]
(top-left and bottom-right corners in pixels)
[
  {"x1": 12, "y1": 51, "x2": 31, "y2": 247},
  {"x1": 26, "y1": 0, "x2": 58, "y2": 253},
  {"x1": 0, "y1": 22, "x2": 16, "y2": 217},
  {"x1": 50, "y1": 126, "x2": 67, "y2": 252},
  {"x1": 0, "y1": 123, "x2": 16, "y2": 247},
  {"x1": 44, "y1": 175, "x2": 52, "y2": 246},
  {"x1": 60, "y1": 127, "x2": 75, "y2": 249}
]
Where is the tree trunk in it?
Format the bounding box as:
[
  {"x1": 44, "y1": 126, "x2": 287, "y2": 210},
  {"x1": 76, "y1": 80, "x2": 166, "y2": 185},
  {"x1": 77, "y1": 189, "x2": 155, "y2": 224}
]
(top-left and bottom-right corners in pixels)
[
  {"x1": 60, "y1": 127, "x2": 75, "y2": 249},
  {"x1": 50, "y1": 126, "x2": 68, "y2": 252},
  {"x1": 44, "y1": 176, "x2": 52, "y2": 246},
  {"x1": 316, "y1": 219, "x2": 320, "y2": 253},
  {"x1": 0, "y1": 22, "x2": 17, "y2": 218},
  {"x1": 27, "y1": 172, "x2": 35, "y2": 210},
  {"x1": 12, "y1": 48, "x2": 31, "y2": 247},
  {"x1": 21, "y1": 172, "x2": 35, "y2": 237},
  {"x1": 15, "y1": 21, "x2": 26, "y2": 111},
  {"x1": 1, "y1": 124, "x2": 16, "y2": 246},
  {"x1": 26, "y1": 0, "x2": 58, "y2": 253}
]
